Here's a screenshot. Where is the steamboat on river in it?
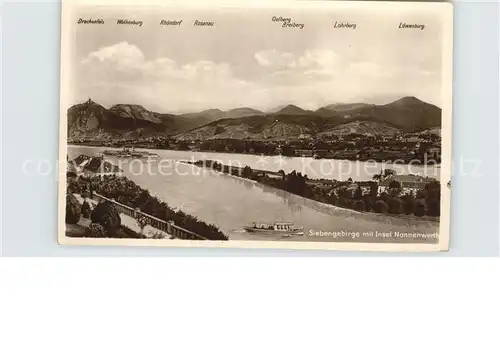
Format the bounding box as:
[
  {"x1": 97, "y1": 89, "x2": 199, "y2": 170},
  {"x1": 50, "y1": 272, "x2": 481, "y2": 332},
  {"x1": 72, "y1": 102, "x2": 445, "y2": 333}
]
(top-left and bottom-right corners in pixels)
[
  {"x1": 244, "y1": 222, "x2": 304, "y2": 237},
  {"x1": 102, "y1": 147, "x2": 159, "y2": 159}
]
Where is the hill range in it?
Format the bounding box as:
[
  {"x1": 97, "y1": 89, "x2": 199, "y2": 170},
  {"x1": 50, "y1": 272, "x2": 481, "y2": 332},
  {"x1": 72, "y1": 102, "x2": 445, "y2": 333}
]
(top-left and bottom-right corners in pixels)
[{"x1": 67, "y1": 96, "x2": 441, "y2": 141}]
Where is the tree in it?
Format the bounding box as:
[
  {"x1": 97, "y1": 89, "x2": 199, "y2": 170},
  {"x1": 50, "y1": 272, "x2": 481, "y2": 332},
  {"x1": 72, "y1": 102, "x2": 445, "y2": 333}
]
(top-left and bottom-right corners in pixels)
[
  {"x1": 67, "y1": 179, "x2": 80, "y2": 194},
  {"x1": 401, "y1": 195, "x2": 416, "y2": 215},
  {"x1": 65, "y1": 194, "x2": 82, "y2": 224},
  {"x1": 388, "y1": 180, "x2": 402, "y2": 196},
  {"x1": 373, "y1": 200, "x2": 389, "y2": 213},
  {"x1": 344, "y1": 199, "x2": 355, "y2": 210},
  {"x1": 353, "y1": 185, "x2": 363, "y2": 200},
  {"x1": 423, "y1": 181, "x2": 440, "y2": 216},
  {"x1": 425, "y1": 181, "x2": 441, "y2": 199},
  {"x1": 417, "y1": 143, "x2": 429, "y2": 161},
  {"x1": 137, "y1": 214, "x2": 150, "y2": 235},
  {"x1": 337, "y1": 186, "x2": 350, "y2": 199},
  {"x1": 241, "y1": 165, "x2": 253, "y2": 179},
  {"x1": 414, "y1": 201, "x2": 426, "y2": 217},
  {"x1": 177, "y1": 142, "x2": 190, "y2": 151},
  {"x1": 427, "y1": 199, "x2": 440, "y2": 217},
  {"x1": 354, "y1": 200, "x2": 366, "y2": 212},
  {"x1": 81, "y1": 201, "x2": 92, "y2": 219},
  {"x1": 90, "y1": 201, "x2": 122, "y2": 237},
  {"x1": 416, "y1": 189, "x2": 427, "y2": 199},
  {"x1": 327, "y1": 193, "x2": 338, "y2": 206},
  {"x1": 278, "y1": 170, "x2": 285, "y2": 181},
  {"x1": 280, "y1": 145, "x2": 295, "y2": 157},
  {"x1": 362, "y1": 194, "x2": 375, "y2": 212},
  {"x1": 84, "y1": 223, "x2": 106, "y2": 238},
  {"x1": 284, "y1": 170, "x2": 308, "y2": 196},
  {"x1": 387, "y1": 197, "x2": 405, "y2": 215},
  {"x1": 337, "y1": 197, "x2": 346, "y2": 207},
  {"x1": 383, "y1": 169, "x2": 396, "y2": 179}
]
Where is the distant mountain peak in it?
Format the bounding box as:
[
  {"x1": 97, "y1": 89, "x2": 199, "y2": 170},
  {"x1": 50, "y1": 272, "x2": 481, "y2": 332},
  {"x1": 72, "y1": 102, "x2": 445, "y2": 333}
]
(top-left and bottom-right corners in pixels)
[
  {"x1": 112, "y1": 103, "x2": 146, "y2": 108},
  {"x1": 315, "y1": 107, "x2": 332, "y2": 114},
  {"x1": 226, "y1": 107, "x2": 263, "y2": 118},
  {"x1": 109, "y1": 103, "x2": 150, "y2": 115},
  {"x1": 321, "y1": 102, "x2": 375, "y2": 113},
  {"x1": 228, "y1": 107, "x2": 261, "y2": 113},
  {"x1": 108, "y1": 104, "x2": 162, "y2": 124},
  {"x1": 282, "y1": 104, "x2": 302, "y2": 109},
  {"x1": 276, "y1": 104, "x2": 307, "y2": 114},
  {"x1": 202, "y1": 108, "x2": 223, "y2": 113},
  {"x1": 389, "y1": 96, "x2": 424, "y2": 106},
  {"x1": 68, "y1": 95, "x2": 441, "y2": 142},
  {"x1": 82, "y1": 98, "x2": 101, "y2": 108}
]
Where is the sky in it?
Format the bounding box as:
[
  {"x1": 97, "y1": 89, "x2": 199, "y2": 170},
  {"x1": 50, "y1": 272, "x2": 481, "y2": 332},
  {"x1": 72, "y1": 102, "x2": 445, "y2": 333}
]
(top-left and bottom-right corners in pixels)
[{"x1": 69, "y1": 5, "x2": 446, "y2": 113}]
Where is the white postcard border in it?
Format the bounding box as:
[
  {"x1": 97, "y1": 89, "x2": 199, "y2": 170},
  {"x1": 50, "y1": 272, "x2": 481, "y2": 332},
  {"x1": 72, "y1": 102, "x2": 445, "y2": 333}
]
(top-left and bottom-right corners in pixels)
[{"x1": 58, "y1": 0, "x2": 454, "y2": 252}]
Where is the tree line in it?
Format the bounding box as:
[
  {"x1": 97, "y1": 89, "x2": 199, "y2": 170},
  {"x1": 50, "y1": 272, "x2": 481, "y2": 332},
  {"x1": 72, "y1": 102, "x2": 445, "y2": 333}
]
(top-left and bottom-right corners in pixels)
[{"x1": 194, "y1": 160, "x2": 440, "y2": 218}]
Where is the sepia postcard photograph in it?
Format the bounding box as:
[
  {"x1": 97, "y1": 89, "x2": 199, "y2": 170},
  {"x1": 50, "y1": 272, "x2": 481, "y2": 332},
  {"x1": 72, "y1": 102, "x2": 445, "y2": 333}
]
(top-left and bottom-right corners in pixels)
[{"x1": 58, "y1": 0, "x2": 453, "y2": 251}]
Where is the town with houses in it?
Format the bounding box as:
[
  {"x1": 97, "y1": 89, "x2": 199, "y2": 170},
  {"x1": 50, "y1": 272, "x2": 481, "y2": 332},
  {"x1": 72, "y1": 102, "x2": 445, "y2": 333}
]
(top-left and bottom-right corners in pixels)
[{"x1": 69, "y1": 130, "x2": 441, "y2": 165}]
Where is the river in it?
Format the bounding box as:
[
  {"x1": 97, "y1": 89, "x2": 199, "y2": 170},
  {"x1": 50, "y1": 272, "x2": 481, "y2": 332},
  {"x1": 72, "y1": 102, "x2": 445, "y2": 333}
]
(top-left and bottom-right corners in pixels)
[{"x1": 68, "y1": 145, "x2": 440, "y2": 242}]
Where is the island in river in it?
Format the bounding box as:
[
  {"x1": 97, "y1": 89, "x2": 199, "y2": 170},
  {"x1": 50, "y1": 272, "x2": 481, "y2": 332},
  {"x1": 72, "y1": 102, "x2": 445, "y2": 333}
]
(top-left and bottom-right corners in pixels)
[{"x1": 67, "y1": 145, "x2": 440, "y2": 243}]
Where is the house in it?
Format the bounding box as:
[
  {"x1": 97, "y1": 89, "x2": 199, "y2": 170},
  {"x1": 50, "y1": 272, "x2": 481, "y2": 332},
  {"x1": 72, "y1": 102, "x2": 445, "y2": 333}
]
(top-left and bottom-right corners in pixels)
[
  {"x1": 379, "y1": 174, "x2": 437, "y2": 194},
  {"x1": 70, "y1": 155, "x2": 122, "y2": 178},
  {"x1": 425, "y1": 147, "x2": 441, "y2": 159},
  {"x1": 265, "y1": 171, "x2": 285, "y2": 180},
  {"x1": 306, "y1": 179, "x2": 337, "y2": 190},
  {"x1": 298, "y1": 133, "x2": 313, "y2": 140},
  {"x1": 357, "y1": 181, "x2": 377, "y2": 196},
  {"x1": 407, "y1": 136, "x2": 426, "y2": 143},
  {"x1": 188, "y1": 144, "x2": 201, "y2": 152},
  {"x1": 295, "y1": 149, "x2": 314, "y2": 157},
  {"x1": 346, "y1": 183, "x2": 360, "y2": 196},
  {"x1": 312, "y1": 149, "x2": 329, "y2": 158},
  {"x1": 340, "y1": 181, "x2": 377, "y2": 197},
  {"x1": 66, "y1": 162, "x2": 78, "y2": 179}
]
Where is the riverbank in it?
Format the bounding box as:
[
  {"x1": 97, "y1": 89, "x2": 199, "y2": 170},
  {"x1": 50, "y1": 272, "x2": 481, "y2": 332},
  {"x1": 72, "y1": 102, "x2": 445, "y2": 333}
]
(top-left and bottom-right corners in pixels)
[
  {"x1": 68, "y1": 144, "x2": 441, "y2": 182},
  {"x1": 177, "y1": 160, "x2": 438, "y2": 243},
  {"x1": 188, "y1": 159, "x2": 441, "y2": 222},
  {"x1": 66, "y1": 146, "x2": 440, "y2": 242},
  {"x1": 69, "y1": 142, "x2": 441, "y2": 165}
]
